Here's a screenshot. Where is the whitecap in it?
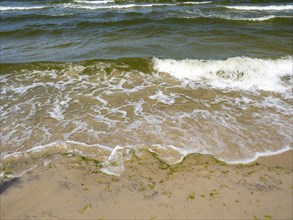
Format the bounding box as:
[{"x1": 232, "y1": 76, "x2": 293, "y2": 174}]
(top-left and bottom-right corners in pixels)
[
  {"x1": 153, "y1": 56, "x2": 292, "y2": 92},
  {"x1": 74, "y1": 0, "x2": 115, "y2": 4},
  {"x1": 179, "y1": 1, "x2": 212, "y2": 5},
  {"x1": 0, "y1": 6, "x2": 48, "y2": 11},
  {"x1": 225, "y1": 5, "x2": 293, "y2": 11},
  {"x1": 63, "y1": 2, "x2": 195, "y2": 10}
]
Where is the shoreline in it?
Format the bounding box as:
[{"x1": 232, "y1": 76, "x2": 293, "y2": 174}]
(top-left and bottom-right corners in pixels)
[
  {"x1": 257, "y1": 150, "x2": 293, "y2": 169},
  {"x1": 1, "y1": 149, "x2": 292, "y2": 219}
]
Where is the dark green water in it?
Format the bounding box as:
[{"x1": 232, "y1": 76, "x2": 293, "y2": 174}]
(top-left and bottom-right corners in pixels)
[
  {"x1": 0, "y1": 0, "x2": 292, "y2": 176},
  {"x1": 1, "y1": 0, "x2": 292, "y2": 62}
]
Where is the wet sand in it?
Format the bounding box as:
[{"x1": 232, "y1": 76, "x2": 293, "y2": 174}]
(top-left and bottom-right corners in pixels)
[{"x1": 1, "y1": 150, "x2": 292, "y2": 220}]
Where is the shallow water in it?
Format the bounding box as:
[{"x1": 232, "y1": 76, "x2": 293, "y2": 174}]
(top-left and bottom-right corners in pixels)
[{"x1": 0, "y1": 0, "x2": 292, "y2": 176}]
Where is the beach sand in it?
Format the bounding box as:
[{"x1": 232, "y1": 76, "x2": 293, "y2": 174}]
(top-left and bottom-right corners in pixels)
[{"x1": 1, "y1": 150, "x2": 292, "y2": 220}]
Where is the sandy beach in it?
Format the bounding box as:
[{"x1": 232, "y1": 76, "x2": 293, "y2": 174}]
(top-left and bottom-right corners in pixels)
[
  {"x1": 1, "y1": 1, "x2": 293, "y2": 220},
  {"x1": 1, "y1": 150, "x2": 292, "y2": 220}
]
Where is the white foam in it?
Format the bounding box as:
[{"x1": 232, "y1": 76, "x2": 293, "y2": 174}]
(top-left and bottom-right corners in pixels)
[
  {"x1": 0, "y1": 6, "x2": 48, "y2": 11},
  {"x1": 240, "y1": 15, "x2": 274, "y2": 21},
  {"x1": 63, "y1": 3, "x2": 187, "y2": 10},
  {"x1": 153, "y1": 57, "x2": 292, "y2": 92},
  {"x1": 100, "y1": 144, "x2": 193, "y2": 176},
  {"x1": 223, "y1": 145, "x2": 293, "y2": 165},
  {"x1": 179, "y1": 9, "x2": 292, "y2": 21},
  {"x1": 149, "y1": 144, "x2": 293, "y2": 167},
  {"x1": 69, "y1": 0, "x2": 211, "y2": 9},
  {"x1": 43, "y1": 159, "x2": 51, "y2": 167},
  {"x1": 225, "y1": 5, "x2": 293, "y2": 11},
  {"x1": 64, "y1": 3, "x2": 143, "y2": 10},
  {"x1": 221, "y1": 15, "x2": 277, "y2": 21},
  {"x1": 148, "y1": 144, "x2": 189, "y2": 164},
  {"x1": 134, "y1": 99, "x2": 145, "y2": 116},
  {"x1": 94, "y1": 96, "x2": 108, "y2": 105},
  {"x1": 257, "y1": 96, "x2": 293, "y2": 115},
  {"x1": 181, "y1": 1, "x2": 212, "y2": 5},
  {"x1": 0, "y1": 172, "x2": 14, "y2": 179},
  {"x1": 0, "y1": 165, "x2": 38, "y2": 180},
  {"x1": 149, "y1": 90, "x2": 178, "y2": 105},
  {"x1": 49, "y1": 101, "x2": 64, "y2": 120},
  {"x1": 184, "y1": 15, "x2": 279, "y2": 21},
  {"x1": 100, "y1": 146, "x2": 129, "y2": 176},
  {"x1": 234, "y1": 15, "x2": 281, "y2": 21},
  {"x1": 1, "y1": 140, "x2": 112, "y2": 161},
  {"x1": 74, "y1": 0, "x2": 115, "y2": 4},
  {"x1": 1, "y1": 151, "x2": 23, "y2": 160},
  {"x1": 26, "y1": 142, "x2": 65, "y2": 154},
  {"x1": 66, "y1": 140, "x2": 112, "y2": 151},
  {"x1": 110, "y1": 108, "x2": 128, "y2": 118},
  {"x1": 2, "y1": 141, "x2": 292, "y2": 176},
  {"x1": 1, "y1": 60, "x2": 292, "y2": 176},
  {"x1": 2, "y1": 82, "x2": 56, "y2": 95}
]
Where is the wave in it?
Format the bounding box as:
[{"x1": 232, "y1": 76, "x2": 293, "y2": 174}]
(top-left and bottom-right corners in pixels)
[
  {"x1": 63, "y1": 3, "x2": 152, "y2": 9},
  {"x1": 230, "y1": 15, "x2": 286, "y2": 21},
  {"x1": 224, "y1": 145, "x2": 293, "y2": 165},
  {"x1": 72, "y1": 15, "x2": 292, "y2": 28},
  {"x1": 153, "y1": 56, "x2": 292, "y2": 92},
  {"x1": 178, "y1": 1, "x2": 212, "y2": 5},
  {"x1": 63, "y1": 3, "x2": 176, "y2": 10},
  {"x1": 209, "y1": 15, "x2": 292, "y2": 22},
  {"x1": 74, "y1": 0, "x2": 115, "y2": 4},
  {"x1": 1, "y1": 57, "x2": 292, "y2": 93},
  {"x1": 176, "y1": 14, "x2": 292, "y2": 22},
  {"x1": 225, "y1": 5, "x2": 293, "y2": 11},
  {"x1": 0, "y1": 28, "x2": 64, "y2": 38},
  {"x1": 0, "y1": 6, "x2": 49, "y2": 11},
  {"x1": 1, "y1": 56, "x2": 292, "y2": 176},
  {"x1": 0, "y1": 0, "x2": 211, "y2": 12},
  {"x1": 76, "y1": 17, "x2": 151, "y2": 27},
  {"x1": 75, "y1": 15, "x2": 290, "y2": 28},
  {"x1": 1, "y1": 139, "x2": 292, "y2": 176},
  {"x1": 63, "y1": 1, "x2": 211, "y2": 9},
  {"x1": 1, "y1": 140, "x2": 292, "y2": 176}
]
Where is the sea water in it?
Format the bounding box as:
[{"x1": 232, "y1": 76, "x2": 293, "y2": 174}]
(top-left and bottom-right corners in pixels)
[{"x1": 0, "y1": 0, "x2": 292, "y2": 175}]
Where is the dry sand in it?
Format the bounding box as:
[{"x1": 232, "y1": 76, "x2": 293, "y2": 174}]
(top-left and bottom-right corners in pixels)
[{"x1": 1, "y1": 150, "x2": 292, "y2": 220}]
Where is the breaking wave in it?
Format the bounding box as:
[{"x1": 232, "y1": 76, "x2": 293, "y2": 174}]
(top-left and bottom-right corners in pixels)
[
  {"x1": 225, "y1": 5, "x2": 293, "y2": 11},
  {"x1": 153, "y1": 56, "x2": 292, "y2": 92},
  {"x1": 0, "y1": 6, "x2": 48, "y2": 11}
]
